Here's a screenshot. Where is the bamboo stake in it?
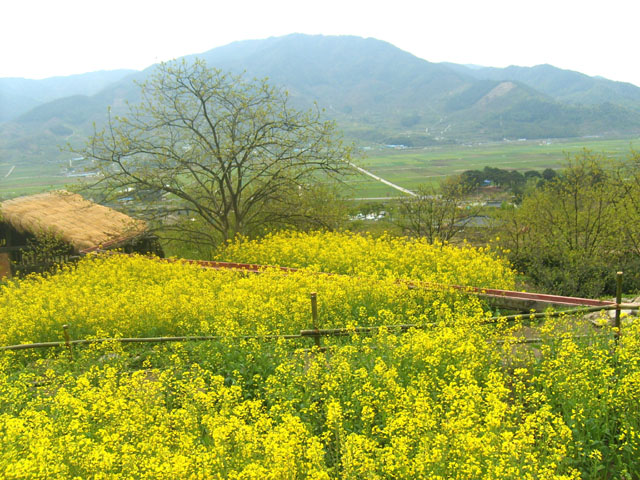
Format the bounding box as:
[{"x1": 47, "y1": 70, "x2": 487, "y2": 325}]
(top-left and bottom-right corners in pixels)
[
  {"x1": 0, "y1": 334, "x2": 302, "y2": 352},
  {"x1": 483, "y1": 302, "x2": 638, "y2": 324},
  {"x1": 310, "y1": 292, "x2": 321, "y2": 348},
  {"x1": 615, "y1": 271, "x2": 623, "y2": 341},
  {"x1": 300, "y1": 324, "x2": 422, "y2": 337},
  {"x1": 62, "y1": 324, "x2": 73, "y2": 357},
  {"x1": 493, "y1": 333, "x2": 611, "y2": 345}
]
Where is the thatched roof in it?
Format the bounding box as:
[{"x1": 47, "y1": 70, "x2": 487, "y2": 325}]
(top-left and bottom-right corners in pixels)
[{"x1": 0, "y1": 190, "x2": 148, "y2": 253}]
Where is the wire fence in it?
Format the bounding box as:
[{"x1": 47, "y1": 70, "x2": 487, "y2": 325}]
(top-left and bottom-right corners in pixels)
[
  {"x1": 1, "y1": 291, "x2": 636, "y2": 354},
  {"x1": 1, "y1": 253, "x2": 635, "y2": 353}
]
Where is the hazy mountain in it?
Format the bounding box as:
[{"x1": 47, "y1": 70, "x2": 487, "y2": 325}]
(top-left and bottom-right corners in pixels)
[
  {"x1": 2, "y1": 34, "x2": 640, "y2": 167},
  {"x1": 0, "y1": 69, "x2": 136, "y2": 122},
  {"x1": 195, "y1": 34, "x2": 472, "y2": 109},
  {"x1": 443, "y1": 63, "x2": 640, "y2": 108},
  {"x1": 184, "y1": 34, "x2": 640, "y2": 142}
]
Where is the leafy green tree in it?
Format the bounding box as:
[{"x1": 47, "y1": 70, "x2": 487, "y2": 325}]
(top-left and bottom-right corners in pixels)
[
  {"x1": 612, "y1": 149, "x2": 640, "y2": 258},
  {"x1": 542, "y1": 168, "x2": 557, "y2": 181},
  {"x1": 497, "y1": 150, "x2": 626, "y2": 296},
  {"x1": 77, "y1": 59, "x2": 352, "y2": 247},
  {"x1": 460, "y1": 169, "x2": 484, "y2": 190}
]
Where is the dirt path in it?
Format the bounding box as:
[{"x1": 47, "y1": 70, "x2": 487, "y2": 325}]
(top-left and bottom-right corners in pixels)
[{"x1": 348, "y1": 161, "x2": 416, "y2": 196}]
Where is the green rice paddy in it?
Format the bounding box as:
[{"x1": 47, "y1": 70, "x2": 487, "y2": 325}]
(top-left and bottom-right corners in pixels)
[
  {"x1": 345, "y1": 136, "x2": 640, "y2": 198},
  {"x1": 1, "y1": 136, "x2": 638, "y2": 200}
]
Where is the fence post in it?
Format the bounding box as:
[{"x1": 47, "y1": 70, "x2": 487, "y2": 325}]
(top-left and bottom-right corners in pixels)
[
  {"x1": 310, "y1": 292, "x2": 321, "y2": 348},
  {"x1": 62, "y1": 324, "x2": 73, "y2": 357},
  {"x1": 615, "y1": 271, "x2": 623, "y2": 341}
]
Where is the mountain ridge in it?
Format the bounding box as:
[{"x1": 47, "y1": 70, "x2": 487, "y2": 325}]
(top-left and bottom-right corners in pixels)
[
  {"x1": 0, "y1": 69, "x2": 137, "y2": 122},
  {"x1": 2, "y1": 34, "x2": 640, "y2": 167},
  {"x1": 445, "y1": 62, "x2": 640, "y2": 108}
]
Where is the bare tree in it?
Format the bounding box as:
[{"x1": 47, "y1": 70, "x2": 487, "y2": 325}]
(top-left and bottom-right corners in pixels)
[
  {"x1": 396, "y1": 177, "x2": 480, "y2": 243},
  {"x1": 78, "y1": 59, "x2": 352, "y2": 245}
]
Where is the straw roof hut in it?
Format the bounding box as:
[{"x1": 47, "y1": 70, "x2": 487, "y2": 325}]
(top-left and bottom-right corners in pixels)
[{"x1": 0, "y1": 190, "x2": 152, "y2": 254}]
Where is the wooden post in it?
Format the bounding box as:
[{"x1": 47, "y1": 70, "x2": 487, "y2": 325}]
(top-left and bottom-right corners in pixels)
[
  {"x1": 0, "y1": 253, "x2": 11, "y2": 280},
  {"x1": 310, "y1": 292, "x2": 321, "y2": 348},
  {"x1": 615, "y1": 271, "x2": 623, "y2": 341},
  {"x1": 62, "y1": 324, "x2": 73, "y2": 357}
]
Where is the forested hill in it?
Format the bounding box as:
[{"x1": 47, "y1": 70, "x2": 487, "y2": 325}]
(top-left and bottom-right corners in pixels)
[{"x1": 2, "y1": 34, "x2": 640, "y2": 166}]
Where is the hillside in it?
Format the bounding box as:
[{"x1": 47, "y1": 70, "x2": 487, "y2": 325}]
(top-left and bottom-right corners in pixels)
[{"x1": 2, "y1": 34, "x2": 640, "y2": 169}]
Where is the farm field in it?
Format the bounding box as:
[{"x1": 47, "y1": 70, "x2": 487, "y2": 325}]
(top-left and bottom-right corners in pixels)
[
  {"x1": 346, "y1": 136, "x2": 640, "y2": 198},
  {"x1": 1, "y1": 231, "x2": 639, "y2": 479},
  {"x1": 1, "y1": 136, "x2": 638, "y2": 200},
  {"x1": 0, "y1": 161, "x2": 69, "y2": 198}
]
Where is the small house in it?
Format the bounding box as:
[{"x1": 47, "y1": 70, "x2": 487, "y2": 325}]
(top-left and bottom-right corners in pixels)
[{"x1": 0, "y1": 190, "x2": 162, "y2": 277}]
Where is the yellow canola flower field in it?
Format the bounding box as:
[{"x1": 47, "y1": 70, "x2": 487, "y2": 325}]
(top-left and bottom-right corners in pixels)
[
  {"x1": 0, "y1": 322, "x2": 591, "y2": 480},
  {"x1": 0, "y1": 232, "x2": 513, "y2": 346},
  {"x1": 0, "y1": 231, "x2": 638, "y2": 479},
  {"x1": 218, "y1": 231, "x2": 514, "y2": 288}
]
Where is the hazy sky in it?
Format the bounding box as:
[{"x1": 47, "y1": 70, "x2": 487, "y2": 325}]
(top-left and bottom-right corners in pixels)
[{"x1": 3, "y1": 0, "x2": 639, "y2": 86}]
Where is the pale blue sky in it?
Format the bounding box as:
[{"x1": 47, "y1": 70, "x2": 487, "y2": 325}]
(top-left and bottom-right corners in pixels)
[{"x1": 3, "y1": 0, "x2": 639, "y2": 87}]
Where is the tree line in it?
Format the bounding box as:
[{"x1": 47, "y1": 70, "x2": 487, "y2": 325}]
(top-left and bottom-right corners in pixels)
[{"x1": 460, "y1": 165, "x2": 557, "y2": 190}]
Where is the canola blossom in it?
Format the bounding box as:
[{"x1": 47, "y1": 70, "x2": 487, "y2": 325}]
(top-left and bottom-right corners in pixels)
[
  {"x1": 0, "y1": 252, "x2": 491, "y2": 347},
  {"x1": 0, "y1": 231, "x2": 638, "y2": 479},
  {"x1": 217, "y1": 231, "x2": 515, "y2": 288}
]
